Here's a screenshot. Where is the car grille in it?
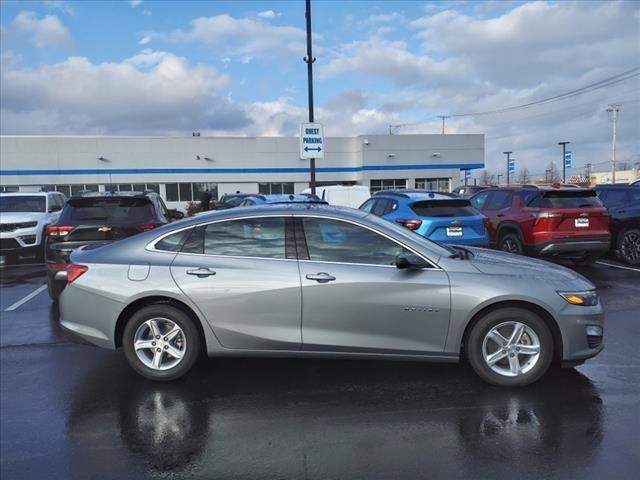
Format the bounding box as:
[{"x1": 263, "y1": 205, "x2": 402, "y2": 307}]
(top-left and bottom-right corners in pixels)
[
  {"x1": 587, "y1": 335, "x2": 602, "y2": 349},
  {"x1": 0, "y1": 238, "x2": 20, "y2": 249},
  {"x1": 0, "y1": 224, "x2": 17, "y2": 233}
]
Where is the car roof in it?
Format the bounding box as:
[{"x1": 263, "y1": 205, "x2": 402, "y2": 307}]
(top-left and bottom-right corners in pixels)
[
  {"x1": 246, "y1": 194, "x2": 325, "y2": 204},
  {"x1": 68, "y1": 191, "x2": 157, "y2": 200},
  {"x1": 373, "y1": 190, "x2": 457, "y2": 201},
  {"x1": 0, "y1": 191, "x2": 53, "y2": 196}
]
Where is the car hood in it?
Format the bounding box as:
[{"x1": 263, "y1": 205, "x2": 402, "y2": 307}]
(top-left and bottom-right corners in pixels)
[
  {"x1": 465, "y1": 247, "x2": 594, "y2": 288},
  {"x1": 0, "y1": 212, "x2": 47, "y2": 223}
]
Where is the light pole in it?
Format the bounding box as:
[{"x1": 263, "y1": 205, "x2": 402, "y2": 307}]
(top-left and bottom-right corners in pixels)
[
  {"x1": 558, "y1": 141, "x2": 570, "y2": 183},
  {"x1": 503, "y1": 151, "x2": 513, "y2": 184},
  {"x1": 497, "y1": 174, "x2": 503, "y2": 185},
  {"x1": 304, "y1": 0, "x2": 317, "y2": 194}
]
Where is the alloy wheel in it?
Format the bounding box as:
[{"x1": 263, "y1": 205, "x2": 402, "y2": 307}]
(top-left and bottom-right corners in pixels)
[
  {"x1": 133, "y1": 318, "x2": 187, "y2": 371},
  {"x1": 501, "y1": 238, "x2": 520, "y2": 254},
  {"x1": 482, "y1": 321, "x2": 541, "y2": 377},
  {"x1": 621, "y1": 231, "x2": 640, "y2": 263}
]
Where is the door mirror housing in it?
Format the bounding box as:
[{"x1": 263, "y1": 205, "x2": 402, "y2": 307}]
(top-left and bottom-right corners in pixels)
[
  {"x1": 395, "y1": 253, "x2": 429, "y2": 270},
  {"x1": 168, "y1": 209, "x2": 185, "y2": 220}
]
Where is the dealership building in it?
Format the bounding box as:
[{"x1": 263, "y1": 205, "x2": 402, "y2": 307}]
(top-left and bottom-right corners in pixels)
[{"x1": 0, "y1": 134, "x2": 484, "y2": 210}]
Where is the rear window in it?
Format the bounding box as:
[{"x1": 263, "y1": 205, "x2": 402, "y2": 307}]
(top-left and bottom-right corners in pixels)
[
  {"x1": 0, "y1": 195, "x2": 46, "y2": 213},
  {"x1": 60, "y1": 197, "x2": 156, "y2": 224},
  {"x1": 540, "y1": 190, "x2": 603, "y2": 208},
  {"x1": 411, "y1": 199, "x2": 478, "y2": 217}
]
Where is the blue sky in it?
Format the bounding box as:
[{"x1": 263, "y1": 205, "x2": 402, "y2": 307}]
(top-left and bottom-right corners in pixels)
[{"x1": 1, "y1": 1, "x2": 638, "y2": 179}]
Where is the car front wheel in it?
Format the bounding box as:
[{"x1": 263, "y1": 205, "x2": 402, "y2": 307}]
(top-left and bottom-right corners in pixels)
[
  {"x1": 619, "y1": 228, "x2": 640, "y2": 266},
  {"x1": 123, "y1": 304, "x2": 201, "y2": 381},
  {"x1": 466, "y1": 307, "x2": 554, "y2": 387}
]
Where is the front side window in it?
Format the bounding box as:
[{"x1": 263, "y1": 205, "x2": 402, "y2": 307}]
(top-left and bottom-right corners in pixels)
[
  {"x1": 470, "y1": 191, "x2": 491, "y2": 210},
  {"x1": 203, "y1": 217, "x2": 286, "y2": 259},
  {"x1": 302, "y1": 217, "x2": 411, "y2": 266},
  {"x1": 359, "y1": 198, "x2": 375, "y2": 212},
  {"x1": 485, "y1": 191, "x2": 513, "y2": 210}
]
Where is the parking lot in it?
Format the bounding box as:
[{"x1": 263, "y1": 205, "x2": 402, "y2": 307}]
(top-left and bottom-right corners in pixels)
[{"x1": 0, "y1": 257, "x2": 637, "y2": 480}]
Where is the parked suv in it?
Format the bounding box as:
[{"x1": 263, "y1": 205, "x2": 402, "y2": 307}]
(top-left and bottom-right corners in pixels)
[
  {"x1": 360, "y1": 190, "x2": 489, "y2": 247},
  {"x1": 470, "y1": 186, "x2": 610, "y2": 264},
  {"x1": 595, "y1": 184, "x2": 640, "y2": 265},
  {"x1": 45, "y1": 191, "x2": 183, "y2": 300},
  {"x1": 0, "y1": 191, "x2": 66, "y2": 264}
]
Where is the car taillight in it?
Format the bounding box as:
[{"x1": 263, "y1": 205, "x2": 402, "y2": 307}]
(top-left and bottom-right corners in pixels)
[
  {"x1": 66, "y1": 264, "x2": 88, "y2": 284},
  {"x1": 395, "y1": 218, "x2": 422, "y2": 231},
  {"x1": 533, "y1": 211, "x2": 563, "y2": 226},
  {"x1": 138, "y1": 222, "x2": 163, "y2": 231},
  {"x1": 47, "y1": 225, "x2": 74, "y2": 237}
]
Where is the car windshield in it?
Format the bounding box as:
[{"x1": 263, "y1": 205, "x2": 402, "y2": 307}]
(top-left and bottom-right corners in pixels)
[
  {"x1": 0, "y1": 195, "x2": 46, "y2": 213},
  {"x1": 540, "y1": 190, "x2": 603, "y2": 208},
  {"x1": 59, "y1": 197, "x2": 155, "y2": 224},
  {"x1": 411, "y1": 199, "x2": 478, "y2": 217}
]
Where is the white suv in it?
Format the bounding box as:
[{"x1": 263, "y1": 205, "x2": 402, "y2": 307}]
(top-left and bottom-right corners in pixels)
[{"x1": 0, "y1": 192, "x2": 66, "y2": 263}]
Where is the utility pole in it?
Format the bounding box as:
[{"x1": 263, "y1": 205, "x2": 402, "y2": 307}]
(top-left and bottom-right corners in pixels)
[
  {"x1": 558, "y1": 141, "x2": 570, "y2": 183},
  {"x1": 436, "y1": 115, "x2": 450, "y2": 134},
  {"x1": 545, "y1": 169, "x2": 551, "y2": 183},
  {"x1": 503, "y1": 151, "x2": 513, "y2": 184},
  {"x1": 304, "y1": 0, "x2": 317, "y2": 194},
  {"x1": 497, "y1": 174, "x2": 503, "y2": 185},
  {"x1": 606, "y1": 104, "x2": 620, "y2": 184}
]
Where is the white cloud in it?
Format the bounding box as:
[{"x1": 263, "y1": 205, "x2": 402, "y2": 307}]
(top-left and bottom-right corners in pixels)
[
  {"x1": 240, "y1": 55, "x2": 253, "y2": 64},
  {"x1": 141, "y1": 9, "x2": 152, "y2": 16},
  {"x1": 129, "y1": 0, "x2": 143, "y2": 7},
  {"x1": 43, "y1": 1, "x2": 75, "y2": 16},
  {"x1": 0, "y1": 52, "x2": 247, "y2": 135},
  {"x1": 138, "y1": 35, "x2": 151, "y2": 45},
  {"x1": 146, "y1": 14, "x2": 309, "y2": 57},
  {"x1": 257, "y1": 10, "x2": 279, "y2": 20},
  {"x1": 10, "y1": 10, "x2": 71, "y2": 48}
]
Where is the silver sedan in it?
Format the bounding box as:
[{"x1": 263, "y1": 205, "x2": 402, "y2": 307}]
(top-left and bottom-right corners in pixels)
[{"x1": 58, "y1": 204, "x2": 604, "y2": 386}]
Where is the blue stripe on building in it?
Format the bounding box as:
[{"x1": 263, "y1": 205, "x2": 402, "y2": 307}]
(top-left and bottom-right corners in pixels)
[{"x1": 0, "y1": 163, "x2": 485, "y2": 176}]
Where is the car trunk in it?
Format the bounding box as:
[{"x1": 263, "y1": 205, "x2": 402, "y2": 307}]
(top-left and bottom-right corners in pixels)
[
  {"x1": 410, "y1": 199, "x2": 486, "y2": 239},
  {"x1": 533, "y1": 190, "x2": 610, "y2": 239}
]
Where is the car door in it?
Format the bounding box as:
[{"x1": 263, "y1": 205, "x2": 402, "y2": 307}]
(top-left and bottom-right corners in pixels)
[
  {"x1": 170, "y1": 215, "x2": 302, "y2": 350},
  {"x1": 297, "y1": 216, "x2": 451, "y2": 354}
]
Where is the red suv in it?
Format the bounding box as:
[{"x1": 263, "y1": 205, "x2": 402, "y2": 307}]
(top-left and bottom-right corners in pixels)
[{"x1": 470, "y1": 185, "x2": 610, "y2": 264}]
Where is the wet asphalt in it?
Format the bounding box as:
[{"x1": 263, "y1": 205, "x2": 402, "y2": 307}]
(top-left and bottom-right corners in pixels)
[{"x1": 0, "y1": 260, "x2": 639, "y2": 479}]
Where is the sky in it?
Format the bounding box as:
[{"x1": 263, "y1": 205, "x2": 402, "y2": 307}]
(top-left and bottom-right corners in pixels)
[{"x1": 0, "y1": 0, "x2": 639, "y2": 180}]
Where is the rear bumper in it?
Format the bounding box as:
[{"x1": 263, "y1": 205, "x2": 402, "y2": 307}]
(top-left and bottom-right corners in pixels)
[{"x1": 529, "y1": 237, "x2": 610, "y2": 257}]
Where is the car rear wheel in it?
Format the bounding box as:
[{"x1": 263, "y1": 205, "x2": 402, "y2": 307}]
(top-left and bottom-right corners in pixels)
[
  {"x1": 498, "y1": 232, "x2": 523, "y2": 255},
  {"x1": 123, "y1": 304, "x2": 201, "y2": 381},
  {"x1": 47, "y1": 277, "x2": 64, "y2": 301},
  {"x1": 618, "y1": 228, "x2": 640, "y2": 266},
  {"x1": 466, "y1": 307, "x2": 553, "y2": 387}
]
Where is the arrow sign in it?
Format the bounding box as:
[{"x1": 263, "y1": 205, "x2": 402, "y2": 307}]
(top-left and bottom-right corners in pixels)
[{"x1": 300, "y1": 123, "x2": 324, "y2": 159}]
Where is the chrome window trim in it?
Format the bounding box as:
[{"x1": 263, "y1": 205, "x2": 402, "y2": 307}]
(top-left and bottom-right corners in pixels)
[{"x1": 146, "y1": 212, "x2": 441, "y2": 269}]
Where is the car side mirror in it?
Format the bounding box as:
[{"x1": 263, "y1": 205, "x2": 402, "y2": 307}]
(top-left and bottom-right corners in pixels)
[
  {"x1": 168, "y1": 209, "x2": 185, "y2": 220},
  {"x1": 395, "y1": 253, "x2": 429, "y2": 270}
]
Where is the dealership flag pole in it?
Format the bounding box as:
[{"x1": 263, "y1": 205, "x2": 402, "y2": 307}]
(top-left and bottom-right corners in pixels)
[{"x1": 304, "y1": 0, "x2": 317, "y2": 194}]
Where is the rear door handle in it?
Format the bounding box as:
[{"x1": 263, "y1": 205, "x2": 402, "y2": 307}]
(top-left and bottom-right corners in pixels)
[
  {"x1": 186, "y1": 267, "x2": 216, "y2": 278},
  {"x1": 306, "y1": 272, "x2": 336, "y2": 283}
]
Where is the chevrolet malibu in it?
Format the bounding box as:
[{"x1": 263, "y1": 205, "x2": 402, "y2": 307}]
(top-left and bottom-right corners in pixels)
[{"x1": 59, "y1": 204, "x2": 604, "y2": 387}]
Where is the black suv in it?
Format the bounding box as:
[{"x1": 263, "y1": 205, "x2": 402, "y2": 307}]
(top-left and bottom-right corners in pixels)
[
  {"x1": 595, "y1": 185, "x2": 640, "y2": 265},
  {"x1": 45, "y1": 191, "x2": 184, "y2": 299}
]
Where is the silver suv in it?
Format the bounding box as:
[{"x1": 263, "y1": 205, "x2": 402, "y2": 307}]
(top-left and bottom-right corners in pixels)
[
  {"x1": 58, "y1": 204, "x2": 604, "y2": 386},
  {"x1": 0, "y1": 192, "x2": 66, "y2": 263}
]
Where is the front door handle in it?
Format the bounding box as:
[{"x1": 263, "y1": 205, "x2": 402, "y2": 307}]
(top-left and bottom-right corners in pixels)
[
  {"x1": 497, "y1": 214, "x2": 505, "y2": 218},
  {"x1": 186, "y1": 267, "x2": 216, "y2": 278},
  {"x1": 306, "y1": 272, "x2": 336, "y2": 283}
]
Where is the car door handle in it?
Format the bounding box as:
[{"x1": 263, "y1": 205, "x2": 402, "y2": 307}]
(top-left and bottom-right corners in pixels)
[
  {"x1": 306, "y1": 272, "x2": 336, "y2": 283},
  {"x1": 186, "y1": 267, "x2": 216, "y2": 278},
  {"x1": 497, "y1": 214, "x2": 505, "y2": 217}
]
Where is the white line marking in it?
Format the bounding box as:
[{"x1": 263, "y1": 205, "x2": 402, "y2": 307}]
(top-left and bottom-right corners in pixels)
[
  {"x1": 596, "y1": 261, "x2": 640, "y2": 273},
  {"x1": 4, "y1": 284, "x2": 47, "y2": 312}
]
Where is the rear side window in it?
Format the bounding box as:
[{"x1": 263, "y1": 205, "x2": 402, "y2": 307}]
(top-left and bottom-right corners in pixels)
[
  {"x1": 154, "y1": 229, "x2": 192, "y2": 252},
  {"x1": 411, "y1": 199, "x2": 477, "y2": 217},
  {"x1": 597, "y1": 189, "x2": 628, "y2": 207},
  {"x1": 541, "y1": 191, "x2": 603, "y2": 208},
  {"x1": 202, "y1": 218, "x2": 285, "y2": 259},
  {"x1": 372, "y1": 199, "x2": 390, "y2": 216},
  {"x1": 515, "y1": 191, "x2": 540, "y2": 206},
  {"x1": 59, "y1": 197, "x2": 156, "y2": 224}
]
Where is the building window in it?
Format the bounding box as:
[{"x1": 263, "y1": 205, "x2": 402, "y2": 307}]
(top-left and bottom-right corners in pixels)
[
  {"x1": 259, "y1": 183, "x2": 294, "y2": 195},
  {"x1": 370, "y1": 179, "x2": 407, "y2": 193},
  {"x1": 164, "y1": 183, "x2": 218, "y2": 202},
  {"x1": 415, "y1": 178, "x2": 451, "y2": 192},
  {"x1": 0, "y1": 185, "x2": 19, "y2": 192}
]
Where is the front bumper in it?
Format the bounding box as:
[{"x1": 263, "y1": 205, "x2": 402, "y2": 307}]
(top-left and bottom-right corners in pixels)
[
  {"x1": 558, "y1": 302, "x2": 605, "y2": 362},
  {"x1": 530, "y1": 237, "x2": 610, "y2": 257},
  {"x1": 0, "y1": 227, "x2": 40, "y2": 253}
]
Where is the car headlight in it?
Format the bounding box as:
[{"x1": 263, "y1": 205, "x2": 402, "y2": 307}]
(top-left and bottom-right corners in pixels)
[
  {"x1": 18, "y1": 221, "x2": 38, "y2": 229},
  {"x1": 558, "y1": 290, "x2": 599, "y2": 306}
]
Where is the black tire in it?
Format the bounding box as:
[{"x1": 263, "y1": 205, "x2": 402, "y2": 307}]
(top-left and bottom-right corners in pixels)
[
  {"x1": 47, "y1": 277, "x2": 64, "y2": 301},
  {"x1": 123, "y1": 304, "x2": 201, "y2": 381},
  {"x1": 618, "y1": 228, "x2": 640, "y2": 266},
  {"x1": 571, "y1": 254, "x2": 600, "y2": 266},
  {"x1": 498, "y1": 232, "x2": 524, "y2": 255},
  {"x1": 466, "y1": 307, "x2": 554, "y2": 387}
]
